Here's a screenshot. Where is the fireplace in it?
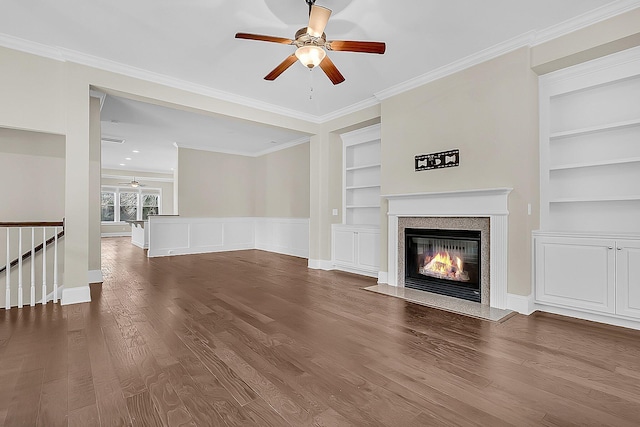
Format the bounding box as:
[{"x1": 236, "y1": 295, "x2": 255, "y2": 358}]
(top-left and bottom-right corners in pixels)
[
  {"x1": 385, "y1": 188, "x2": 512, "y2": 309},
  {"x1": 405, "y1": 228, "x2": 481, "y2": 302}
]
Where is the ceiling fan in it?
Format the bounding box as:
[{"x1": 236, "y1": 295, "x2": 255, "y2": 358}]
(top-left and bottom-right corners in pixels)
[
  {"x1": 235, "y1": 0, "x2": 386, "y2": 85},
  {"x1": 118, "y1": 177, "x2": 146, "y2": 188}
]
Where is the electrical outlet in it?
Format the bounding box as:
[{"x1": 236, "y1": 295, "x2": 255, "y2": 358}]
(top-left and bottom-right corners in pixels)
[
  {"x1": 527, "y1": 203, "x2": 532, "y2": 215},
  {"x1": 332, "y1": 209, "x2": 338, "y2": 216}
]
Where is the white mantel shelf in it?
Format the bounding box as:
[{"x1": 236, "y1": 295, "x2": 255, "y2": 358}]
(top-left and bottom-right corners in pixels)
[{"x1": 384, "y1": 187, "x2": 513, "y2": 310}]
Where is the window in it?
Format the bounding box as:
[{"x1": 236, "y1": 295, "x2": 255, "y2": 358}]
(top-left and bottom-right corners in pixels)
[
  {"x1": 101, "y1": 186, "x2": 162, "y2": 222},
  {"x1": 101, "y1": 192, "x2": 115, "y2": 222},
  {"x1": 142, "y1": 194, "x2": 159, "y2": 220},
  {"x1": 119, "y1": 192, "x2": 138, "y2": 221}
]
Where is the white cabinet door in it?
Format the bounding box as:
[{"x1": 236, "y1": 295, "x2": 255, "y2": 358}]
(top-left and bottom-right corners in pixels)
[
  {"x1": 616, "y1": 240, "x2": 640, "y2": 319},
  {"x1": 356, "y1": 230, "x2": 380, "y2": 270},
  {"x1": 333, "y1": 229, "x2": 356, "y2": 265},
  {"x1": 535, "y1": 236, "x2": 616, "y2": 314}
]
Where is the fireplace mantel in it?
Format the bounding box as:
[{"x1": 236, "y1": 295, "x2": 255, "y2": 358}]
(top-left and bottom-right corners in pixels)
[{"x1": 384, "y1": 188, "x2": 512, "y2": 309}]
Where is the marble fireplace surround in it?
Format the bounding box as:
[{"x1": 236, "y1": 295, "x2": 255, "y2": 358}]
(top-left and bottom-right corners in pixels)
[{"x1": 385, "y1": 188, "x2": 512, "y2": 310}]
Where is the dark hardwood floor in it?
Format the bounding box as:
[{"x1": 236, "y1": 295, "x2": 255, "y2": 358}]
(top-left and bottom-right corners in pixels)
[{"x1": 1, "y1": 237, "x2": 640, "y2": 426}]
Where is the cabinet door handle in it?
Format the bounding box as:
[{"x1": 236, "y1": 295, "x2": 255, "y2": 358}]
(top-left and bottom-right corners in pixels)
[
  {"x1": 608, "y1": 246, "x2": 613, "y2": 250},
  {"x1": 617, "y1": 247, "x2": 622, "y2": 250}
]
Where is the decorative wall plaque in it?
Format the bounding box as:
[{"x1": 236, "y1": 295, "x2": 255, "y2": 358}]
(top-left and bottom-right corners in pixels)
[{"x1": 415, "y1": 149, "x2": 459, "y2": 171}]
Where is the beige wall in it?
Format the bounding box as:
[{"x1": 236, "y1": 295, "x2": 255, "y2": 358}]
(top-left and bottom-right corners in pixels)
[
  {"x1": 178, "y1": 143, "x2": 310, "y2": 218},
  {"x1": 254, "y1": 143, "x2": 310, "y2": 218},
  {"x1": 0, "y1": 127, "x2": 65, "y2": 221},
  {"x1": 1, "y1": 7, "x2": 639, "y2": 295},
  {"x1": 381, "y1": 47, "x2": 539, "y2": 295},
  {"x1": 177, "y1": 148, "x2": 256, "y2": 217}
]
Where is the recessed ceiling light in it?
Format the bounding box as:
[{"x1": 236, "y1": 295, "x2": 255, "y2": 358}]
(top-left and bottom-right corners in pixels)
[
  {"x1": 125, "y1": 157, "x2": 132, "y2": 160},
  {"x1": 132, "y1": 150, "x2": 140, "y2": 153},
  {"x1": 119, "y1": 163, "x2": 125, "y2": 166}
]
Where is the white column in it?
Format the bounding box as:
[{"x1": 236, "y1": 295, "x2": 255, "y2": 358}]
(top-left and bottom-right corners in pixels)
[
  {"x1": 42, "y1": 227, "x2": 47, "y2": 304},
  {"x1": 30, "y1": 228, "x2": 35, "y2": 306},
  {"x1": 5, "y1": 229, "x2": 10, "y2": 309}
]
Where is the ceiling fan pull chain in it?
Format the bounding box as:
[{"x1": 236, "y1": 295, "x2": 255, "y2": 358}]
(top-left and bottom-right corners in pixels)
[{"x1": 309, "y1": 68, "x2": 314, "y2": 100}]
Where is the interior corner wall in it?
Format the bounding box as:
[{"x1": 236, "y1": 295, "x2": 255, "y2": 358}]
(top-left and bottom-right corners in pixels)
[
  {"x1": 380, "y1": 47, "x2": 540, "y2": 296},
  {"x1": 177, "y1": 147, "x2": 256, "y2": 217},
  {"x1": 0, "y1": 127, "x2": 66, "y2": 221},
  {"x1": 254, "y1": 143, "x2": 311, "y2": 218}
]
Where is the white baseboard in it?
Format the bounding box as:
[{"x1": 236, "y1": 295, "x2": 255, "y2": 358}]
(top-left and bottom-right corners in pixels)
[
  {"x1": 308, "y1": 259, "x2": 333, "y2": 270},
  {"x1": 332, "y1": 264, "x2": 378, "y2": 278},
  {"x1": 88, "y1": 269, "x2": 103, "y2": 284},
  {"x1": 507, "y1": 293, "x2": 535, "y2": 315},
  {"x1": 377, "y1": 271, "x2": 388, "y2": 284},
  {"x1": 61, "y1": 286, "x2": 91, "y2": 306},
  {"x1": 533, "y1": 303, "x2": 640, "y2": 331},
  {"x1": 101, "y1": 232, "x2": 131, "y2": 237}
]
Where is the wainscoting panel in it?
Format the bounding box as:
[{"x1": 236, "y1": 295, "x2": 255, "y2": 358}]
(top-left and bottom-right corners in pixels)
[
  {"x1": 254, "y1": 218, "x2": 309, "y2": 258},
  {"x1": 148, "y1": 217, "x2": 309, "y2": 259}
]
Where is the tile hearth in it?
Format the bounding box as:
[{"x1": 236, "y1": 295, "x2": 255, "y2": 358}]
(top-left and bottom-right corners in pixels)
[{"x1": 365, "y1": 284, "x2": 514, "y2": 322}]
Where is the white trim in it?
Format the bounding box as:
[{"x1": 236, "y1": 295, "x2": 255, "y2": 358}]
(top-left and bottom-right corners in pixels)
[
  {"x1": 375, "y1": 32, "x2": 536, "y2": 101},
  {"x1": 61, "y1": 286, "x2": 91, "y2": 306},
  {"x1": 377, "y1": 271, "x2": 388, "y2": 284},
  {"x1": 101, "y1": 173, "x2": 174, "y2": 183},
  {"x1": 385, "y1": 188, "x2": 513, "y2": 310},
  {"x1": 532, "y1": 303, "x2": 640, "y2": 331},
  {"x1": 1, "y1": 3, "x2": 637, "y2": 123},
  {"x1": 507, "y1": 293, "x2": 535, "y2": 315},
  {"x1": 317, "y1": 97, "x2": 381, "y2": 123},
  {"x1": 532, "y1": 0, "x2": 640, "y2": 46},
  {"x1": 308, "y1": 259, "x2": 333, "y2": 270},
  {"x1": 175, "y1": 137, "x2": 311, "y2": 158},
  {"x1": 88, "y1": 269, "x2": 103, "y2": 284},
  {"x1": 332, "y1": 264, "x2": 378, "y2": 278},
  {"x1": 101, "y1": 232, "x2": 131, "y2": 237}
]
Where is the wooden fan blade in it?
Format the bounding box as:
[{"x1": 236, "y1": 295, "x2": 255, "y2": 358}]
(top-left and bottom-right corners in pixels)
[
  {"x1": 265, "y1": 54, "x2": 298, "y2": 81},
  {"x1": 307, "y1": 5, "x2": 331, "y2": 38},
  {"x1": 319, "y1": 55, "x2": 345, "y2": 85},
  {"x1": 235, "y1": 33, "x2": 294, "y2": 45},
  {"x1": 326, "y1": 40, "x2": 386, "y2": 54}
]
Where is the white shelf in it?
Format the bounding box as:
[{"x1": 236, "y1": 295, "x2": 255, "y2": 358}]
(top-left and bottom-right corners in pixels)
[
  {"x1": 549, "y1": 156, "x2": 640, "y2": 171},
  {"x1": 345, "y1": 163, "x2": 381, "y2": 171},
  {"x1": 550, "y1": 195, "x2": 640, "y2": 203},
  {"x1": 346, "y1": 205, "x2": 380, "y2": 209},
  {"x1": 550, "y1": 118, "x2": 640, "y2": 140},
  {"x1": 346, "y1": 184, "x2": 380, "y2": 190}
]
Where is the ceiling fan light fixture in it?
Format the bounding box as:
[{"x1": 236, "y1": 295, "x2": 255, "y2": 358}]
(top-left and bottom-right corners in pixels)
[{"x1": 295, "y1": 45, "x2": 325, "y2": 68}]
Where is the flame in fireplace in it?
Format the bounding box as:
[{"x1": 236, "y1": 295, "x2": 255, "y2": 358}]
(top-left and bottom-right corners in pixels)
[{"x1": 420, "y1": 251, "x2": 469, "y2": 282}]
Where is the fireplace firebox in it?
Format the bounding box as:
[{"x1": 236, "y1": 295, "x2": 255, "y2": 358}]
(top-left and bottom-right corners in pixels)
[{"x1": 405, "y1": 228, "x2": 481, "y2": 302}]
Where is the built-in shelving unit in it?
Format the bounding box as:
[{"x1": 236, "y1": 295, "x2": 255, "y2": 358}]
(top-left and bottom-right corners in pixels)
[
  {"x1": 535, "y1": 46, "x2": 640, "y2": 329},
  {"x1": 331, "y1": 124, "x2": 381, "y2": 278},
  {"x1": 342, "y1": 124, "x2": 381, "y2": 226},
  {"x1": 539, "y1": 47, "x2": 640, "y2": 234}
]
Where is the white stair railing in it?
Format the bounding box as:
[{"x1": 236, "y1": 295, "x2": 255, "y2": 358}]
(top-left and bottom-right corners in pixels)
[{"x1": 1, "y1": 221, "x2": 64, "y2": 309}]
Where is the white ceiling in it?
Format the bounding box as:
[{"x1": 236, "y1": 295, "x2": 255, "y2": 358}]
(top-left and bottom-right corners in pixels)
[
  {"x1": 0, "y1": 0, "x2": 633, "y2": 173},
  {"x1": 99, "y1": 94, "x2": 310, "y2": 173}
]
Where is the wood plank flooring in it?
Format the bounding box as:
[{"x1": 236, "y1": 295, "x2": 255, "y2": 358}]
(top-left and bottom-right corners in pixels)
[{"x1": 1, "y1": 237, "x2": 640, "y2": 426}]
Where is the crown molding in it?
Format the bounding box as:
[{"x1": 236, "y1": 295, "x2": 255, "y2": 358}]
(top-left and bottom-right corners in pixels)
[
  {"x1": 316, "y1": 96, "x2": 380, "y2": 123},
  {"x1": 56, "y1": 47, "x2": 322, "y2": 124},
  {"x1": 532, "y1": 0, "x2": 640, "y2": 46},
  {"x1": 101, "y1": 173, "x2": 174, "y2": 183},
  {"x1": 174, "y1": 137, "x2": 310, "y2": 158},
  {"x1": 0, "y1": 33, "x2": 63, "y2": 61},
  {"x1": 252, "y1": 137, "x2": 310, "y2": 157},
  {"x1": 374, "y1": 31, "x2": 537, "y2": 101},
  {"x1": 2, "y1": 1, "x2": 639, "y2": 124}
]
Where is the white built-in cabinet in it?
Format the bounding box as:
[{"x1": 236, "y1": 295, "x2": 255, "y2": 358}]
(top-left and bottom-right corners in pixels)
[
  {"x1": 535, "y1": 46, "x2": 640, "y2": 324},
  {"x1": 534, "y1": 233, "x2": 640, "y2": 320},
  {"x1": 332, "y1": 124, "x2": 381, "y2": 277}
]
